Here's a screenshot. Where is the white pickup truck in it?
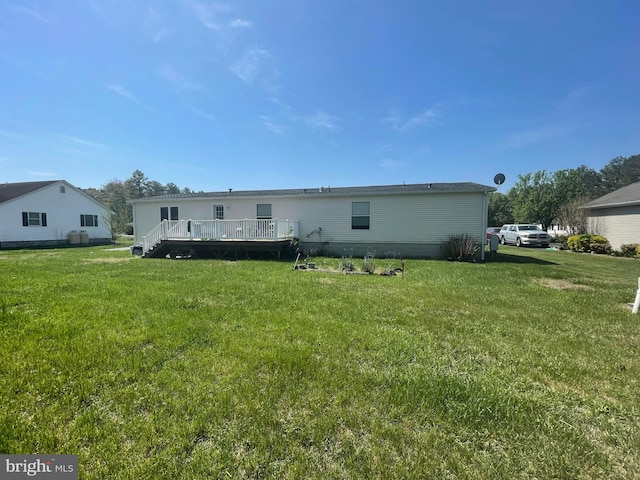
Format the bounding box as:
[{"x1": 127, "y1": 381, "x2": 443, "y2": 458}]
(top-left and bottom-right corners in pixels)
[{"x1": 499, "y1": 224, "x2": 551, "y2": 247}]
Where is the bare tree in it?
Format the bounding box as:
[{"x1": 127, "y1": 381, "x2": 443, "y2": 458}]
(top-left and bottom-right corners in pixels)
[{"x1": 555, "y1": 196, "x2": 591, "y2": 236}]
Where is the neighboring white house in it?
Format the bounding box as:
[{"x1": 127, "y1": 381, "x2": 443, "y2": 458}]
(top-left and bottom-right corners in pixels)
[
  {"x1": 0, "y1": 180, "x2": 113, "y2": 249},
  {"x1": 583, "y1": 181, "x2": 640, "y2": 250},
  {"x1": 131, "y1": 182, "x2": 495, "y2": 259}
]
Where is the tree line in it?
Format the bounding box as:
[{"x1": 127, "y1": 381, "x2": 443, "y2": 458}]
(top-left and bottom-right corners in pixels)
[
  {"x1": 83, "y1": 170, "x2": 199, "y2": 236},
  {"x1": 489, "y1": 154, "x2": 640, "y2": 234}
]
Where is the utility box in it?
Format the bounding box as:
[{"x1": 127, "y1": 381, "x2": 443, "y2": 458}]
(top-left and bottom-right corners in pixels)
[{"x1": 489, "y1": 234, "x2": 499, "y2": 253}]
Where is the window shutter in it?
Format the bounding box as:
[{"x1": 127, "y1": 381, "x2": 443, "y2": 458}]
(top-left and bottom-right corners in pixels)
[
  {"x1": 22, "y1": 212, "x2": 28, "y2": 226},
  {"x1": 81, "y1": 215, "x2": 85, "y2": 227},
  {"x1": 41, "y1": 213, "x2": 47, "y2": 227},
  {"x1": 94, "y1": 215, "x2": 98, "y2": 227}
]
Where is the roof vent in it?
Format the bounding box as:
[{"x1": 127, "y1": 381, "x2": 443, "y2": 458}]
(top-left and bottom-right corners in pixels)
[
  {"x1": 319, "y1": 186, "x2": 324, "y2": 193},
  {"x1": 228, "y1": 188, "x2": 233, "y2": 192}
]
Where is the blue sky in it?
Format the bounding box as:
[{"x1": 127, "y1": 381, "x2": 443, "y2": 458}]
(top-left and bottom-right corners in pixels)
[{"x1": 1, "y1": 1, "x2": 638, "y2": 193}]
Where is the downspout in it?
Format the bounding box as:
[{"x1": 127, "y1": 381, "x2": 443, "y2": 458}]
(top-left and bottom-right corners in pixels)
[{"x1": 481, "y1": 191, "x2": 488, "y2": 261}]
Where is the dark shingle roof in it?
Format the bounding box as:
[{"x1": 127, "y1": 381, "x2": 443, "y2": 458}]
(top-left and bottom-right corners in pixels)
[
  {"x1": 132, "y1": 182, "x2": 495, "y2": 202},
  {"x1": 0, "y1": 181, "x2": 59, "y2": 204},
  {"x1": 583, "y1": 181, "x2": 640, "y2": 209}
]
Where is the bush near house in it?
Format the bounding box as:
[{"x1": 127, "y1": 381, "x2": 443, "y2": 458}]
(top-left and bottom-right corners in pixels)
[
  {"x1": 442, "y1": 234, "x2": 480, "y2": 262},
  {"x1": 619, "y1": 244, "x2": 640, "y2": 258},
  {"x1": 567, "y1": 234, "x2": 612, "y2": 254}
]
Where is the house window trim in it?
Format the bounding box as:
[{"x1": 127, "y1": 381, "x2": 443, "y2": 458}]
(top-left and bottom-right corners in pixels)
[
  {"x1": 22, "y1": 211, "x2": 47, "y2": 227},
  {"x1": 351, "y1": 201, "x2": 370, "y2": 230},
  {"x1": 160, "y1": 206, "x2": 179, "y2": 221},
  {"x1": 213, "y1": 204, "x2": 224, "y2": 220},
  {"x1": 256, "y1": 203, "x2": 272, "y2": 220},
  {"x1": 80, "y1": 214, "x2": 99, "y2": 227}
]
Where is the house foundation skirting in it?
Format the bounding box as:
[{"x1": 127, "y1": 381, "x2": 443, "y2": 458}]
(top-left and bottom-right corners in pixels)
[
  {"x1": 0, "y1": 238, "x2": 112, "y2": 249},
  {"x1": 299, "y1": 241, "x2": 443, "y2": 259}
]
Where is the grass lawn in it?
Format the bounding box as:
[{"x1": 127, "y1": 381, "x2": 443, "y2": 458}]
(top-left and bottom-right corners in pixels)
[{"x1": 1, "y1": 243, "x2": 639, "y2": 479}]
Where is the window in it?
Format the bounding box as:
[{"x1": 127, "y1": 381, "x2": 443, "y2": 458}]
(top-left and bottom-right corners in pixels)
[
  {"x1": 22, "y1": 212, "x2": 47, "y2": 227},
  {"x1": 351, "y1": 201, "x2": 370, "y2": 229},
  {"x1": 80, "y1": 214, "x2": 98, "y2": 227},
  {"x1": 257, "y1": 203, "x2": 272, "y2": 219},
  {"x1": 160, "y1": 206, "x2": 179, "y2": 221},
  {"x1": 214, "y1": 205, "x2": 224, "y2": 220}
]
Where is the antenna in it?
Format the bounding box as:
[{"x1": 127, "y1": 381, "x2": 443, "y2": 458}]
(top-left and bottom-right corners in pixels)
[{"x1": 493, "y1": 173, "x2": 506, "y2": 187}]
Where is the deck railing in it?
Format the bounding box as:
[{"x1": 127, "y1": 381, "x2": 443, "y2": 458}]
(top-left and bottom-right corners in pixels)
[{"x1": 142, "y1": 219, "x2": 299, "y2": 256}]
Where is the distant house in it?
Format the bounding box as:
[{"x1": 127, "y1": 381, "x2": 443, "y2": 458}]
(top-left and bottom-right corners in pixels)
[
  {"x1": 131, "y1": 182, "x2": 495, "y2": 259},
  {"x1": 583, "y1": 181, "x2": 640, "y2": 250},
  {"x1": 0, "y1": 180, "x2": 112, "y2": 249}
]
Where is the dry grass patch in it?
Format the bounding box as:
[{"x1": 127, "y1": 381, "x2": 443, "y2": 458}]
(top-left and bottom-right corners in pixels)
[
  {"x1": 83, "y1": 256, "x2": 137, "y2": 264},
  {"x1": 538, "y1": 278, "x2": 593, "y2": 291}
]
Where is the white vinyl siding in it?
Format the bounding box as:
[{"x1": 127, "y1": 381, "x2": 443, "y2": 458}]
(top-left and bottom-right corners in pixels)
[{"x1": 587, "y1": 205, "x2": 640, "y2": 250}]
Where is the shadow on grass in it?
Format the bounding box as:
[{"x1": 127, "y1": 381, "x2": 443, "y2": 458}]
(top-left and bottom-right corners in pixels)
[{"x1": 485, "y1": 252, "x2": 558, "y2": 265}]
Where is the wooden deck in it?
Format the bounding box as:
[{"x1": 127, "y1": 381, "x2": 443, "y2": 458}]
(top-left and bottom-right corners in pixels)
[
  {"x1": 144, "y1": 238, "x2": 292, "y2": 259},
  {"x1": 142, "y1": 219, "x2": 298, "y2": 259}
]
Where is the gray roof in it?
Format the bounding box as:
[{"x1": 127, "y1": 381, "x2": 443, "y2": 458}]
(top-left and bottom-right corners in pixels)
[
  {"x1": 0, "y1": 180, "x2": 58, "y2": 204},
  {"x1": 132, "y1": 182, "x2": 495, "y2": 202},
  {"x1": 583, "y1": 181, "x2": 640, "y2": 209}
]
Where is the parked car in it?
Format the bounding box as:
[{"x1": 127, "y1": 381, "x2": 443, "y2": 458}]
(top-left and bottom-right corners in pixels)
[{"x1": 499, "y1": 224, "x2": 550, "y2": 247}]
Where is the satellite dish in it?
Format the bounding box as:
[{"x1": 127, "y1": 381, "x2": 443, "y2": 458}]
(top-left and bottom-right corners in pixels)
[{"x1": 494, "y1": 173, "x2": 506, "y2": 186}]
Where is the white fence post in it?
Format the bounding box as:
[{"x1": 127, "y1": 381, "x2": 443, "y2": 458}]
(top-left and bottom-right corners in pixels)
[{"x1": 632, "y1": 277, "x2": 640, "y2": 314}]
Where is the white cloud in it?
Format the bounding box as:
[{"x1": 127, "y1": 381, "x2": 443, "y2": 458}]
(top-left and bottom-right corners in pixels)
[
  {"x1": 189, "y1": 106, "x2": 216, "y2": 121},
  {"x1": 11, "y1": 6, "x2": 51, "y2": 24},
  {"x1": 60, "y1": 135, "x2": 106, "y2": 150},
  {"x1": 105, "y1": 83, "x2": 141, "y2": 104},
  {"x1": 260, "y1": 116, "x2": 285, "y2": 135},
  {"x1": 151, "y1": 29, "x2": 168, "y2": 43},
  {"x1": 146, "y1": 6, "x2": 167, "y2": 43},
  {"x1": 305, "y1": 110, "x2": 340, "y2": 130},
  {"x1": 230, "y1": 48, "x2": 270, "y2": 85},
  {"x1": 185, "y1": 0, "x2": 231, "y2": 30},
  {"x1": 385, "y1": 107, "x2": 440, "y2": 132},
  {"x1": 230, "y1": 18, "x2": 251, "y2": 28},
  {"x1": 159, "y1": 64, "x2": 200, "y2": 91}
]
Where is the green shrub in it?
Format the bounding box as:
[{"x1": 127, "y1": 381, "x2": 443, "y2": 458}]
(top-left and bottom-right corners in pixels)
[
  {"x1": 567, "y1": 234, "x2": 611, "y2": 254},
  {"x1": 620, "y1": 244, "x2": 640, "y2": 258}
]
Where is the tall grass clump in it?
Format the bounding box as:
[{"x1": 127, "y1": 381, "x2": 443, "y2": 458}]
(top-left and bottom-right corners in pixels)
[{"x1": 442, "y1": 234, "x2": 480, "y2": 262}]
